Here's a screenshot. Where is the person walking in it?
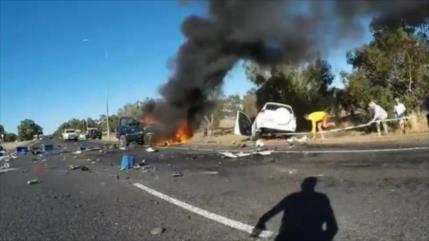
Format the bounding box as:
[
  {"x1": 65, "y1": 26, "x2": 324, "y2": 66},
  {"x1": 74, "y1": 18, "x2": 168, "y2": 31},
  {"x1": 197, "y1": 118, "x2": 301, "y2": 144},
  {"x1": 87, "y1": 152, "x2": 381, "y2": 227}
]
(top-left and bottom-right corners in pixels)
[
  {"x1": 368, "y1": 101, "x2": 389, "y2": 136},
  {"x1": 393, "y1": 97, "x2": 407, "y2": 134},
  {"x1": 304, "y1": 111, "x2": 336, "y2": 139}
]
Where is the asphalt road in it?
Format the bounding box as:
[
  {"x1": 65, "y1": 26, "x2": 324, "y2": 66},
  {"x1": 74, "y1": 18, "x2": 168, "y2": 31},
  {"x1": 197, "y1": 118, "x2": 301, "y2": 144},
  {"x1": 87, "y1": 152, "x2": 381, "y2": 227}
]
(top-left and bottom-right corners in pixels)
[{"x1": 1, "y1": 138, "x2": 428, "y2": 241}]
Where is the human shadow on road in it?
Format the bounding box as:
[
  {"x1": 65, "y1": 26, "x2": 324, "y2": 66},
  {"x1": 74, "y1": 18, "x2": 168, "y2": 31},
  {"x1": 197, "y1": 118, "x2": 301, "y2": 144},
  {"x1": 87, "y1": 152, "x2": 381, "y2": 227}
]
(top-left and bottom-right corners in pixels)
[{"x1": 251, "y1": 177, "x2": 338, "y2": 241}]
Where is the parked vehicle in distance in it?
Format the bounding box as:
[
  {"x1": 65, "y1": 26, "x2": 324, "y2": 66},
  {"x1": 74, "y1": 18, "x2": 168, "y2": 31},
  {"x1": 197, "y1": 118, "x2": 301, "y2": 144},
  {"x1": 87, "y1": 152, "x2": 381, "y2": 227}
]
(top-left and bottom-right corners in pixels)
[
  {"x1": 235, "y1": 102, "x2": 297, "y2": 139},
  {"x1": 62, "y1": 129, "x2": 79, "y2": 141},
  {"x1": 116, "y1": 117, "x2": 145, "y2": 147},
  {"x1": 79, "y1": 132, "x2": 87, "y2": 140},
  {"x1": 86, "y1": 128, "x2": 102, "y2": 140}
]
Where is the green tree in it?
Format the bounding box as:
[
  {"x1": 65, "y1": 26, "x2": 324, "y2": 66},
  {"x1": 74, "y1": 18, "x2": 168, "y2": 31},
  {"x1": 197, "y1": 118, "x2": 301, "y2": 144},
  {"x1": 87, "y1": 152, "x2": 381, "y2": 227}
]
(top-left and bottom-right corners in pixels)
[
  {"x1": 242, "y1": 91, "x2": 258, "y2": 118},
  {"x1": 345, "y1": 26, "x2": 429, "y2": 114},
  {"x1": 221, "y1": 95, "x2": 243, "y2": 117},
  {"x1": 117, "y1": 101, "x2": 145, "y2": 119},
  {"x1": 0, "y1": 124, "x2": 5, "y2": 137},
  {"x1": 98, "y1": 114, "x2": 119, "y2": 133},
  {"x1": 245, "y1": 58, "x2": 336, "y2": 130},
  {"x1": 17, "y1": 119, "x2": 43, "y2": 141},
  {"x1": 4, "y1": 133, "x2": 18, "y2": 142}
]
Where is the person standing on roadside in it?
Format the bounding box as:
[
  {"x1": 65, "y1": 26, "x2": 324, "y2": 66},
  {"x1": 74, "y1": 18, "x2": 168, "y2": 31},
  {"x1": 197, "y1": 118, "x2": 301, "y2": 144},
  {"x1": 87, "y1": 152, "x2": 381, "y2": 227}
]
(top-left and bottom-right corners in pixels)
[
  {"x1": 368, "y1": 101, "x2": 389, "y2": 136},
  {"x1": 394, "y1": 97, "x2": 407, "y2": 134}
]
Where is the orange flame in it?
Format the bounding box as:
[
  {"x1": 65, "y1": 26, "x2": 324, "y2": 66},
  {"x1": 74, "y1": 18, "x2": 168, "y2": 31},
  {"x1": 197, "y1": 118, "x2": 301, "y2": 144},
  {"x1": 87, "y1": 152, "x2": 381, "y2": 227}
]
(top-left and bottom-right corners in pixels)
[
  {"x1": 143, "y1": 116, "x2": 193, "y2": 146},
  {"x1": 143, "y1": 116, "x2": 158, "y2": 124},
  {"x1": 174, "y1": 121, "x2": 192, "y2": 144}
]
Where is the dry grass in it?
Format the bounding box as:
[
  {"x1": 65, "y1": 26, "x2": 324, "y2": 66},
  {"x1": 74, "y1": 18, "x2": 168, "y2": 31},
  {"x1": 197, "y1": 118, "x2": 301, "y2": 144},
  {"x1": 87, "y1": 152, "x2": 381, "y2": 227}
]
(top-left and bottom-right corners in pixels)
[
  {"x1": 2, "y1": 140, "x2": 35, "y2": 151},
  {"x1": 101, "y1": 134, "x2": 118, "y2": 143},
  {"x1": 407, "y1": 112, "x2": 429, "y2": 132},
  {"x1": 189, "y1": 132, "x2": 248, "y2": 145}
]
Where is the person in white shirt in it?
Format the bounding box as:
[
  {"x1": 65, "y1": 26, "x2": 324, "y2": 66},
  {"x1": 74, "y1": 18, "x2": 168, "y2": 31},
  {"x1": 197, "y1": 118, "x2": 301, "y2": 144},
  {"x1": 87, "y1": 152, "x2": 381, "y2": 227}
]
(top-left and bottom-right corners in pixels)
[
  {"x1": 368, "y1": 101, "x2": 389, "y2": 136},
  {"x1": 394, "y1": 97, "x2": 407, "y2": 134}
]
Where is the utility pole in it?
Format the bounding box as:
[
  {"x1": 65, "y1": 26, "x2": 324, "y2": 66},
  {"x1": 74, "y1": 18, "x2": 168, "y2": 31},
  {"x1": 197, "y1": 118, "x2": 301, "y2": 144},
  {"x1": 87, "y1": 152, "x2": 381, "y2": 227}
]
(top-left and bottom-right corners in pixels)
[{"x1": 106, "y1": 95, "x2": 110, "y2": 138}]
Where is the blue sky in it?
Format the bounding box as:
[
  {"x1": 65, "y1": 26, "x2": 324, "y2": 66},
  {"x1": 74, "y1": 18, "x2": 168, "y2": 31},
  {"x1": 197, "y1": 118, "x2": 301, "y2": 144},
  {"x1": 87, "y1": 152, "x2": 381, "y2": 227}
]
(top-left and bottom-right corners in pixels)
[{"x1": 0, "y1": 1, "x2": 372, "y2": 134}]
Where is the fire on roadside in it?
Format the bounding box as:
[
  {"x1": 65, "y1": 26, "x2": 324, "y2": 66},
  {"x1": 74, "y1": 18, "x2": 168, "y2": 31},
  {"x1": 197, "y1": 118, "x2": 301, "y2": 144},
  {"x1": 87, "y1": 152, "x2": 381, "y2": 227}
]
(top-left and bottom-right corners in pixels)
[{"x1": 143, "y1": 116, "x2": 193, "y2": 146}]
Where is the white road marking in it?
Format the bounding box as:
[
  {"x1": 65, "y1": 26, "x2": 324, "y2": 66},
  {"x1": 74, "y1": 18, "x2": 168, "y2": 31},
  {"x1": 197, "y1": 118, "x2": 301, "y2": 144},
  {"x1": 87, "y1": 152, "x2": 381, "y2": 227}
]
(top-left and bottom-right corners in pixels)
[
  {"x1": 166, "y1": 146, "x2": 429, "y2": 154},
  {"x1": 274, "y1": 146, "x2": 429, "y2": 154},
  {"x1": 133, "y1": 182, "x2": 274, "y2": 239}
]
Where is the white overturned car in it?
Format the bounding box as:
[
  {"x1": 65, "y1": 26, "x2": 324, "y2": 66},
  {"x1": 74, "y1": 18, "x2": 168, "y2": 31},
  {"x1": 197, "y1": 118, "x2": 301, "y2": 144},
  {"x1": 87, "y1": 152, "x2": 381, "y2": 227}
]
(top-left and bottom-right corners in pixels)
[
  {"x1": 235, "y1": 102, "x2": 296, "y2": 139},
  {"x1": 62, "y1": 129, "x2": 78, "y2": 141}
]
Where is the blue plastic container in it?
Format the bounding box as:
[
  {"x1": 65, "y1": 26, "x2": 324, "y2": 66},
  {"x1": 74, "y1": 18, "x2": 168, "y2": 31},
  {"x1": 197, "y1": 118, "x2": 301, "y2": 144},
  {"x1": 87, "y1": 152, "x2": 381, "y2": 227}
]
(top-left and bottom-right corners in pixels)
[
  {"x1": 16, "y1": 146, "x2": 29, "y2": 155},
  {"x1": 120, "y1": 154, "x2": 135, "y2": 170}
]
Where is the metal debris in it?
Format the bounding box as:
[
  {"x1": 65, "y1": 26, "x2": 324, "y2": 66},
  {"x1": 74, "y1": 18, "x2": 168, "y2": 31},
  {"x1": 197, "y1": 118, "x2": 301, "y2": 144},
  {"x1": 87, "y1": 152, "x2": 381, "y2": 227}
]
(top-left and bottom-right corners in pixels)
[
  {"x1": 69, "y1": 164, "x2": 90, "y2": 171},
  {"x1": 219, "y1": 150, "x2": 273, "y2": 158},
  {"x1": 69, "y1": 164, "x2": 80, "y2": 170},
  {"x1": 255, "y1": 139, "x2": 265, "y2": 148},
  {"x1": 287, "y1": 135, "x2": 308, "y2": 144},
  {"x1": 27, "y1": 179, "x2": 39, "y2": 185},
  {"x1": 145, "y1": 147, "x2": 158, "y2": 153},
  {"x1": 236, "y1": 152, "x2": 252, "y2": 157},
  {"x1": 172, "y1": 171, "x2": 183, "y2": 177},
  {"x1": 142, "y1": 165, "x2": 155, "y2": 172},
  {"x1": 150, "y1": 227, "x2": 165, "y2": 235},
  {"x1": 256, "y1": 150, "x2": 272, "y2": 156},
  {"x1": 219, "y1": 152, "x2": 238, "y2": 158},
  {"x1": 201, "y1": 171, "x2": 219, "y2": 175}
]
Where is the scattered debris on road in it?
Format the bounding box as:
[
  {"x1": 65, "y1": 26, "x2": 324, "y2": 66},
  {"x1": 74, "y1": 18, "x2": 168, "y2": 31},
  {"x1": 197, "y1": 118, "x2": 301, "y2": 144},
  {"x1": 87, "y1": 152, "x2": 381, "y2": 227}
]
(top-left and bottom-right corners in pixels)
[
  {"x1": 145, "y1": 147, "x2": 158, "y2": 153},
  {"x1": 69, "y1": 164, "x2": 80, "y2": 170},
  {"x1": 219, "y1": 151, "x2": 238, "y2": 158},
  {"x1": 287, "y1": 135, "x2": 308, "y2": 144},
  {"x1": 0, "y1": 162, "x2": 10, "y2": 169},
  {"x1": 255, "y1": 139, "x2": 264, "y2": 148},
  {"x1": 236, "y1": 152, "x2": 252, "y2": 157},
  {"x1": 31, "y1": 147, "x2": 43, "y2": 155},
  {"x1": 150, "y1": 227, "x2": 165, "y2": 235},
  {"x1": 172, "y1": 171, "x2": 183, "y2": 177},
  {"x1": 80, "y1": 166, "x2": 90, "y2": 171},
  {"x1": 73, "y1": 150, "x2": 82, "y2": 154},
  {"x1": 218, "y1": 150, "x2": 273, "y2": 158},
  {"x1": 27, "y1": 179, "x2": 39, "y2": 185},
  {"x1": 256, "y1": 150, "x2": 272, "y2": 156},
  {"x1": 141, "y1": 165, "x2": 155, "y2": 172},
  {"x1": 200, "y1": 171, "x2": 219, "y2": 175},
  {"x1": 69, "y1": 164, "x2": 90, "y2": 171}
]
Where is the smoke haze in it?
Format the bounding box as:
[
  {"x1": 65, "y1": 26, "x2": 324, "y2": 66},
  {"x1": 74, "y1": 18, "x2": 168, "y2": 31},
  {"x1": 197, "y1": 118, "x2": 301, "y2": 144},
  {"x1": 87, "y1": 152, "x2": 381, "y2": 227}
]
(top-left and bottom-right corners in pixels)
[{"x1": 144, "y1": 0, "x2": 429, "y2": 137}]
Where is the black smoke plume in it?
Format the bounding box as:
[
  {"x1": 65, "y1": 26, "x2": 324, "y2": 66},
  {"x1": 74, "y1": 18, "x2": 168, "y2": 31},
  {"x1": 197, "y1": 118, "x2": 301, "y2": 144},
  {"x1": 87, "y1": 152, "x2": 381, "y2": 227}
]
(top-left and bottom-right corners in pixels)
[{"x1": 144, "y1": 0, "x2": 429, "y2": 138}]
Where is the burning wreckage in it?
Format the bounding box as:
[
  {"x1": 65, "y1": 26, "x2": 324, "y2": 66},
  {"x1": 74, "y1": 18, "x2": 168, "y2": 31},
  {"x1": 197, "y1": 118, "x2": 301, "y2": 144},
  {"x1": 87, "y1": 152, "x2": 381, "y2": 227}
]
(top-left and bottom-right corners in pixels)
[
  {"x1": 119, "y1": 0, "x2": 429, "y2": 147},
  {"x1": 116, "y1": 115, "x2": 193, "y2": 148}
]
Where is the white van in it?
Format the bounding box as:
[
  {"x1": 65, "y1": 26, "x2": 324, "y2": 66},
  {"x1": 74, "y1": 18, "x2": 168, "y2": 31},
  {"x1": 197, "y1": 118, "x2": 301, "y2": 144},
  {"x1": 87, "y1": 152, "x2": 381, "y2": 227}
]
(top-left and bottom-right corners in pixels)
[{"x1": 235, "y1": 102, "x2": 296, "y2": 139}]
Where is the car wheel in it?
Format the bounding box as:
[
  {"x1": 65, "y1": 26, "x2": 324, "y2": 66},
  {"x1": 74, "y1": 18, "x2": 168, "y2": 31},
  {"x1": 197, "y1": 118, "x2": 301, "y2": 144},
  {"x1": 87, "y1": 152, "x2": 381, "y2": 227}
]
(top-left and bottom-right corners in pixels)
[
  {"x1": 137, "y1": 135, "x2": 145, "y2": 145},
  {"x1": 119, "y1": 135, "x2": 128, "y2": 148}
]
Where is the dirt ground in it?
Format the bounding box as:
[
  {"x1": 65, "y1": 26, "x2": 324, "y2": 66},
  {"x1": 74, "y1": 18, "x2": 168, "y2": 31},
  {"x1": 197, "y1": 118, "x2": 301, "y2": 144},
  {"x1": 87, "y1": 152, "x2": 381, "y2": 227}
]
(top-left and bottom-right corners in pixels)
[
  {"x1": 188, "y1": 131, "x2": 429, "y2": 148},
  {"x1": 2, "y1": 140, "x2": 36, "y2": 151}
]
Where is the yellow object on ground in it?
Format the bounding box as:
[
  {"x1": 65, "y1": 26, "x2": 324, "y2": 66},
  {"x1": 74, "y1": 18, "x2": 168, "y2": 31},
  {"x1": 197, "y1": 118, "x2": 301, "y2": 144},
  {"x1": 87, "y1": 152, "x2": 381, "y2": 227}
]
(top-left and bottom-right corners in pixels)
[{"x1": 307, "y1": 111, "x2": 328, "y2": 138}]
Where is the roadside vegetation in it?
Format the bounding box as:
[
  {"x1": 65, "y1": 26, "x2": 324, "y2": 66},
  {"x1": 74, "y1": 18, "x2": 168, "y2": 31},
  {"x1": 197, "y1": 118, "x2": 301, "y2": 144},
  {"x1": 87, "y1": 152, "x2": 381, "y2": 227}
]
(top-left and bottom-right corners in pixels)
[
  {"x1": 0, "y1": 121, "x2": 42, "y2": 142},
  {"x1": 50, "y1": 21, "x2": 429, "y2": 137}
]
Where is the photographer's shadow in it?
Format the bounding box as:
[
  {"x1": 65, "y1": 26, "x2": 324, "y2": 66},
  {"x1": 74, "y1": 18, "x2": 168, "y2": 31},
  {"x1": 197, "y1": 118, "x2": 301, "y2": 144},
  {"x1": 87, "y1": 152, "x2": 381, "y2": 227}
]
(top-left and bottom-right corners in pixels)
[{"x1": 252, "y1": 177, "x2": 338, "y2": 241}]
